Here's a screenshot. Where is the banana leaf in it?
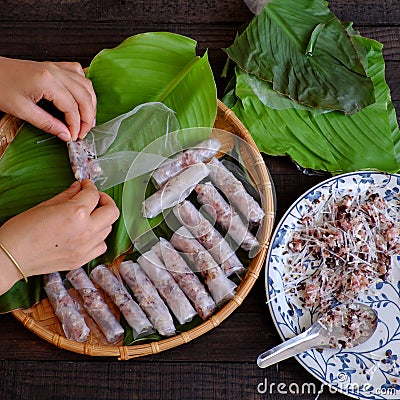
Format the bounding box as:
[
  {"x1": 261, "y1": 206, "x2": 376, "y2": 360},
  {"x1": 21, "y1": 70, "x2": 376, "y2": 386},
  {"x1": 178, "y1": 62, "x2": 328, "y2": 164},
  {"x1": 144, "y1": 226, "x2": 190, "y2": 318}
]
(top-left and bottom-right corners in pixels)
[
  {"x1": 224, "y1": 0, "x2": 375, "y2": 115},
  {"x1": 0, "y1": 32, "x2": 217, "y2": 312},
  {"x1": 86, "y1": 32, "x2": 217, "y2": 128},
  {"x1": 226, "y1": 35, "x2": 400, "y2": 173}
]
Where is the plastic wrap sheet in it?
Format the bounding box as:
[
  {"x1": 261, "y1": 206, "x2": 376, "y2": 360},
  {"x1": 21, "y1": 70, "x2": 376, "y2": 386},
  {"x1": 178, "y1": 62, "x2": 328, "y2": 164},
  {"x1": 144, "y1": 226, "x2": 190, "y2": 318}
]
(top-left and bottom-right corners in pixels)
[
  {"x1": 67, "y1": 102, "x2": 180, "y2": 190},
  {"x1": 243, "y1": 0, "x2": 269, "y2": 15}
]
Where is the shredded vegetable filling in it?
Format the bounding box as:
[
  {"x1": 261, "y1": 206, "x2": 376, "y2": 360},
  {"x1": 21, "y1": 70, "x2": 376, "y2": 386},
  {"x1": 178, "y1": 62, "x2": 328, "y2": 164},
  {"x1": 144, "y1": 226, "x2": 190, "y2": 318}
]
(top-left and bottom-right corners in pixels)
[{"x1": 286, "y1": 189, "x2": 400, "y2": 314}]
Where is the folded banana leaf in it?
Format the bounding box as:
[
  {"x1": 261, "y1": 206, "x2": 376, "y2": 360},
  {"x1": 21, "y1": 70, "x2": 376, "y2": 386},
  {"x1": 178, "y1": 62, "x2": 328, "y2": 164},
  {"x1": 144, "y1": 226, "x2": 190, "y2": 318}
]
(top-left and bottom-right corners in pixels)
[
  {"x1": 223, "y1": 4, "x2": 399, "y2": 174},
  {"x1": 224, "y1": 0, "x2": 375, "y2": 115},
  {"x1": 0, "y1": 32, "x2": 217, "y2": 312}
]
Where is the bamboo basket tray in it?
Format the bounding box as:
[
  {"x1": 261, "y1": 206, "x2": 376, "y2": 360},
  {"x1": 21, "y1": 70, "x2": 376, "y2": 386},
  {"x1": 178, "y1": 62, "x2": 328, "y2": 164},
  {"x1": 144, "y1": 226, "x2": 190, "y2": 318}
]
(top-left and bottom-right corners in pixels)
[{"x1": 0, "y1": 99, "x2": 275, "y2": 360}]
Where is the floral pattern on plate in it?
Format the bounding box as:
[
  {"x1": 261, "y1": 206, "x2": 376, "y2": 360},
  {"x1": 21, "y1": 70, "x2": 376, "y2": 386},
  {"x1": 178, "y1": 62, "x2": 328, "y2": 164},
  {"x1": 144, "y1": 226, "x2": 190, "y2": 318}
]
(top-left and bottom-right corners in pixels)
[{"x1": 266, "y1": 171, "x2": 400, "y2": 399}]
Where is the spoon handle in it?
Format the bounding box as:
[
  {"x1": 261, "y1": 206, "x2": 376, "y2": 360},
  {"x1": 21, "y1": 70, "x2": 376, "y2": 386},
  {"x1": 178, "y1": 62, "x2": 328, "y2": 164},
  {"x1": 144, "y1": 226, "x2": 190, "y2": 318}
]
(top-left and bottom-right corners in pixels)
[{"x1": 257, "y1": 323, "x2": 324, "y2": 368}]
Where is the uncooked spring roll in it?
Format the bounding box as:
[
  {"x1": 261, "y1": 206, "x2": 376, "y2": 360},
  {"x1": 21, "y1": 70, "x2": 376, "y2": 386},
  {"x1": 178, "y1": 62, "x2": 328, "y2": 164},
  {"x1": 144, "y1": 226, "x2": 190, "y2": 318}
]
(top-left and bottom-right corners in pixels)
[
  {"x1": 142, "y1": 162, "x2": 209, "y2": 218},
  {"x1": 173, "y1": 200, "x2": 244, "y2": 277},
  {"x1": 66, "y1": 268, "x2": 124, "y2": 344},
  {"x1": 67, "y1": 138, "x2": 103, "y2": 182},
  {"x1": 195, "y1": 182, "x2": 259, "y2": 251},
  {"x1": 137, "y1": 250, "x2": 197, "y2": 325},
  {"x1": 89, "y1": 265, "x2": 153, "y2": 339},
  {"x1": 152, "y1": 138, "x2": 221, "y2": 188},
  {"x1": 44, "y1": 272, "x2": 90, "y2": 343},
  {"x1": 119, "y1": 260, "x2": 176, "y2": 337},
  {"x1": 207, "y1": 157, "x2": 264, "y2": 225},
  {"x1": 170, "y1": 227, "x2": 237, "y2": 306},
  {"x1": 153, "y1": 238, "x2": 216, "y2": 320}
]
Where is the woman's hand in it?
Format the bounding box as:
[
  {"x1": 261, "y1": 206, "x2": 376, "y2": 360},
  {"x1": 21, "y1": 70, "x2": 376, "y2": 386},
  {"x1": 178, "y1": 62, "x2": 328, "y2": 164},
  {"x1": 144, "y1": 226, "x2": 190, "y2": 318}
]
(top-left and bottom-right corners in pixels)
[
  {"x1": 0, "y1": 57, "x2": 96, "y2": 141},
  {"x1": 0, "y1": 180, "x2": 120, "y2": 294}
]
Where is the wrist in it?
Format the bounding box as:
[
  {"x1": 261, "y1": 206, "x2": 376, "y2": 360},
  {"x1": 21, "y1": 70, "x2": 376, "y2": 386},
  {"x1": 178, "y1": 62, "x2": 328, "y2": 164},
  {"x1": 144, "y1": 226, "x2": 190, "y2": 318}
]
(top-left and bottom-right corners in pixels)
[{"x1": 0, "y1": 245, "x2": 21, "y2": 295}]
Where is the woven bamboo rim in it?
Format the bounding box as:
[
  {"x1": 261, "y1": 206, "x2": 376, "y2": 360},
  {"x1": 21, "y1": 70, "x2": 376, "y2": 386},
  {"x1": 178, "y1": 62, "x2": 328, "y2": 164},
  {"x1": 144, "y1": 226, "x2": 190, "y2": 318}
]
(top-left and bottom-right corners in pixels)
[{"x1": 1, "y1": 99, "x2": 275, "y2": 360}]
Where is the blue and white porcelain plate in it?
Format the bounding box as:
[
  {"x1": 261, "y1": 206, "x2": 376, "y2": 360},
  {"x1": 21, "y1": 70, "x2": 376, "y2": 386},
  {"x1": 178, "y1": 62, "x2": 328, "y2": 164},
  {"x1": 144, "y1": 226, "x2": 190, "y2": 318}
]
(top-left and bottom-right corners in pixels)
[{"x1": 266, "y1": 171, "x2": 400, "y2": 399}]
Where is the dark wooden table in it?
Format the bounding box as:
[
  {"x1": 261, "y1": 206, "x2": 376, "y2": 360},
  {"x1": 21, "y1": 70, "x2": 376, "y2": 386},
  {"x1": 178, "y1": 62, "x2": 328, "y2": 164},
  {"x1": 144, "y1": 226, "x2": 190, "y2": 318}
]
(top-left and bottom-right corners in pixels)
[{"x1": 0, "y1": 1, "x2": 398, "y2": 399}]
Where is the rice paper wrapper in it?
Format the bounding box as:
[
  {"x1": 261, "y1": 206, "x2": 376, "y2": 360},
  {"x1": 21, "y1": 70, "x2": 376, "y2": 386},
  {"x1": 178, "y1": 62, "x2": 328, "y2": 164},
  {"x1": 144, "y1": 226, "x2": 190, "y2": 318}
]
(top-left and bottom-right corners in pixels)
[
  {"x1": 66, "y1": 268, "x2": 124, "y2": 344},
  {"x1": 137, "y1": 250, "x2": 197, "y2": 325},
  {"x1": 44, "y1": 272, "x2": 90, "y2": 343},
  {"x1": 170, "y1": 226, "x2": 237, "y2": 306},
  {"x1": 119, "y1": 260, "x2": 176, "y2": 337},
  {"x1": 154, "y1": 238, "x2": 216, "y2": 320},
  {"x1": 89, "y1": 265, "x2": 154, "y2": 339}
]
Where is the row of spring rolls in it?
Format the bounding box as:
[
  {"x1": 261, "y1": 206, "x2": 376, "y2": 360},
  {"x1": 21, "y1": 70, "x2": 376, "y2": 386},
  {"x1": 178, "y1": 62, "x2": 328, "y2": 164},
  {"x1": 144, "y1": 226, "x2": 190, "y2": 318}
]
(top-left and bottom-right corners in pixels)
[{"x1": 43, "y1": 231, "x2": 234, "y2": 342}]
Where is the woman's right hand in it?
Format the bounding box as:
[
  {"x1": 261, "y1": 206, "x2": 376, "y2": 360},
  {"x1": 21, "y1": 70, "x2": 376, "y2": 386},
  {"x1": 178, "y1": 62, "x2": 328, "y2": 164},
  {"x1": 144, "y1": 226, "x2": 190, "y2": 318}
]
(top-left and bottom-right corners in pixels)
[{"x1": 0, "y1": 179, "x2": 120, "y2": 294}]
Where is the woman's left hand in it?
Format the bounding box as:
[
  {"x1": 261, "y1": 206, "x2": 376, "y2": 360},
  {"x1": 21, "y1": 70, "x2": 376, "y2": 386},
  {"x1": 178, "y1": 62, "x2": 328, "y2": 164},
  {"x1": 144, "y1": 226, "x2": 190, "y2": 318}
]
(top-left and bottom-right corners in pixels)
[{"x1": 0, "y1": 57, "x2": 96, "y2": 141}]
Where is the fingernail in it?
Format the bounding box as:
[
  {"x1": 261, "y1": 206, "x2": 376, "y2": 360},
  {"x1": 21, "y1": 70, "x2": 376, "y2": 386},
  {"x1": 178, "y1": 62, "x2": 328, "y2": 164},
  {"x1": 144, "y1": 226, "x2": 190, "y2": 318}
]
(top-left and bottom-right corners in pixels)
[
  {"x1": 58, "y1": 132, "x2": 71, "y2": 141},
  {"x1": 71, "y1": 181, "x2": 80, "y2": 187},
  {"x1": 93, "y1": 118, "x2": 96, "y2": 128}
]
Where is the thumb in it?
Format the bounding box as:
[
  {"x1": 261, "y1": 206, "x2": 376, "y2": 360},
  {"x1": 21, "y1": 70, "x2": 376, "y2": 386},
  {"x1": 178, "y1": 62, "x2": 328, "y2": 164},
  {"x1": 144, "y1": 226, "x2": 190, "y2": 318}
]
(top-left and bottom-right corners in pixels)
[{"x1": 43, "y1": 181, "x2": 82, "y2": 206}]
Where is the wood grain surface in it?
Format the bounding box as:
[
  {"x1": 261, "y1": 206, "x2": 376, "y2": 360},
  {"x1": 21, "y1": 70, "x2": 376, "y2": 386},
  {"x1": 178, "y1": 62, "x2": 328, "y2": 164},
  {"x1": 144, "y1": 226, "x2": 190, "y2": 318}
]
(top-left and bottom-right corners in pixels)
[{"x1": 0, "y1": 0, "x2": 398, "y2": 399}]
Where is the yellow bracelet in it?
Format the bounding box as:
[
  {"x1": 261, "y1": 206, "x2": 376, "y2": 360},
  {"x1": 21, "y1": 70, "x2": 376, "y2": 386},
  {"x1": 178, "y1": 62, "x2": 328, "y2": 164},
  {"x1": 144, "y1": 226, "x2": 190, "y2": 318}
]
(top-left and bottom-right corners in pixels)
[{"x1": 0, "y1": 241, "x2": 28, "y2": 283}]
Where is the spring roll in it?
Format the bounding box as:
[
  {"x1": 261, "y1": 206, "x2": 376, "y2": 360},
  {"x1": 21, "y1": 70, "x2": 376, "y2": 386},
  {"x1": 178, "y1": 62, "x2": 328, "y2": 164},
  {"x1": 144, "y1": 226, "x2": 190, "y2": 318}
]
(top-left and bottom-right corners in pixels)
[
  {"x1": 119, "y1": 260, "x2": 176, "y2": 337},
  {"x1": 153, "y1": 238, "x2": 216, "y2": 320},
  {"x1": 207, "y1": 157, "x2": 264, "y2": 225},
  {"x1": 67, "y1": 138, "x2": 103, "y2": 182},
  {"x1": 137, "y1": 250, "x2": 197, "y2": 325},
  {"x1": 195, "y1": 182, "x2": 259, "y2": 251},
  {"x1": 66, "y1": 268, "x2": 124, "y2": 344},
  {"x1": 142, "y1": 162, "x2": 209, "y2": 218},
  {"x1": 152, "y1": 138, "x2": 221, "y2": 188},
  {"x1": 44, "y1": 272, "x2": 90, "y2": 343},
  {"x1": 173, "y1": 200, "x2": 244, "y2": 276},
  {"x1": 89, "y1": 265, "x2": 153, "y2": 339},
  {"x1": 170, "y1": 227, "x2": 237, "y2": 306}
]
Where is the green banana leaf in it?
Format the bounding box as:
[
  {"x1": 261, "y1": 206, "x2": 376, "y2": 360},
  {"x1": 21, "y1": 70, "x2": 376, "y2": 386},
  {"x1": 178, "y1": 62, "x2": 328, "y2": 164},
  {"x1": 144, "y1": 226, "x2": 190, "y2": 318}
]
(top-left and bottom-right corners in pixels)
[
  {"x1": 86, "y1": 32, "x2": 217, "y2": 128},
  {"x1": 227, "y1": 35, "x2": 400, "y2": 173},
  {"x1": 0, "y1": 32, "x2": 217, "y2": 312},
  {"x1": 224, "y1": 0, "x2": 375, "y2": 115}
]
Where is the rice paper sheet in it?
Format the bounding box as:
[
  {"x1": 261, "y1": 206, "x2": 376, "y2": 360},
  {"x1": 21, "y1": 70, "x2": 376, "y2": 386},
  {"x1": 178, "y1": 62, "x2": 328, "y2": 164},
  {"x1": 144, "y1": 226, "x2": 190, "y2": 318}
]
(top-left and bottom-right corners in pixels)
[{"x1": 67, "y1": 102, "x2": 180, "y2": 190}]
